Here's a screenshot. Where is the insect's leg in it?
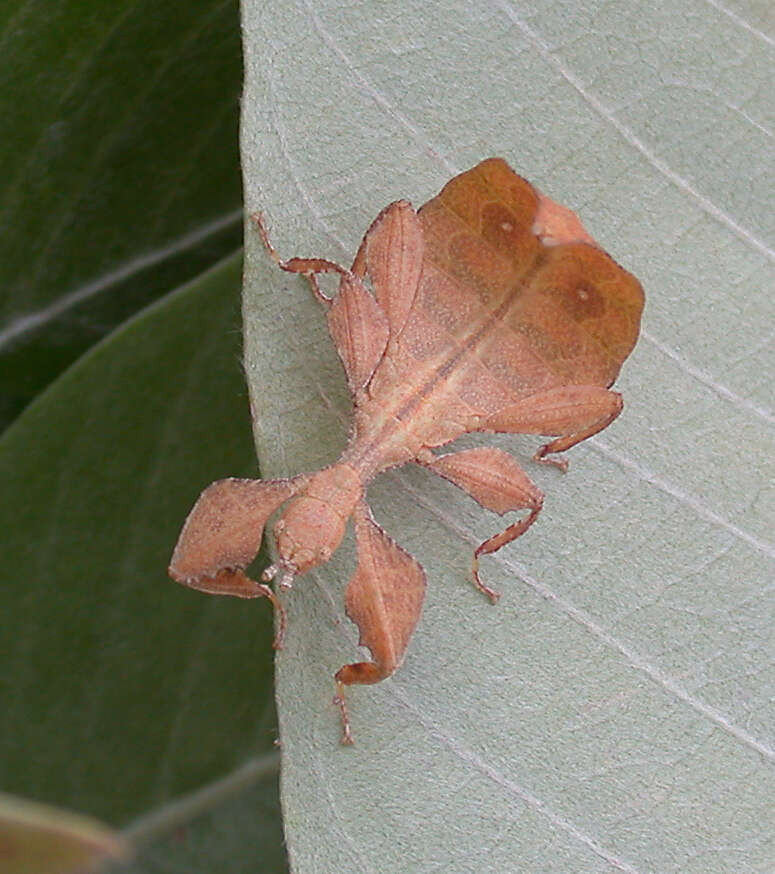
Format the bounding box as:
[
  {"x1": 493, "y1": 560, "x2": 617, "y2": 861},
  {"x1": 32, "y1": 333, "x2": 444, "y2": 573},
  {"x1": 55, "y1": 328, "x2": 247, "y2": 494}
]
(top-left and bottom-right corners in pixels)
[
  {"x1": 417, "y1": 447, "x2": 543, "y2": 603},
  {"x1": 183, "y1": 568, "x2": 288, "y2": 649},
  {"x1": 482, "y1": 386, "x2": 623, "y2": 472},
  {"x1": 251, "y1": 211, "x2": 395, "y2": 395},
  {"x1": 349, "y1": 200, "x2": 423, "y2": 337},
  {"x1": 250, "y1": 211, "x2": 348, "y2": 307},
  {"x1": 169, "y1": 475, "x2": 306, "y2": 648},
  {"x1": 333, "y1": 501, "x2": 426, "y2": 745},
  {"x1": 326, "y1": 274, "x2": 389, "y2": 394}
]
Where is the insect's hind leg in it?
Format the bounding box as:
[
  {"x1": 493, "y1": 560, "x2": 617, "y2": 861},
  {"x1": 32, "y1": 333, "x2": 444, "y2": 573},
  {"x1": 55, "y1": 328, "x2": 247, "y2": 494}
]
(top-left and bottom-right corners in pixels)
[
  {"x1": 417, "y1": 446, "x2": 544, "y2": 603},
  {"x1": 333, "y1": 665, "x2": 386, "y2": 746},
  {"x1": 483, "y1": 386, "x2": 623, "y2": 472},
  {"x1": 251, "y1": 211, "x2": 348, "y2": 307},
  {"x1": 532, "y1": 389, "x2": 622, "y2": 470},
  {"x1": 470, "y1": 504, "x2": 543, "y2": 602}
]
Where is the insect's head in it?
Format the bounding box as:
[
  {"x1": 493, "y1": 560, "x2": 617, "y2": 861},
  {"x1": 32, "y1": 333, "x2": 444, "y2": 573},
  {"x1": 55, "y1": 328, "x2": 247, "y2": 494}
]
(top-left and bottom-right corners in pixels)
[
  {"x1": 265, "y1": 465, "x2": 362, "y2": 585},
  {"x1": 270, "y1": 497, "x2": 340, "y2": 579}
]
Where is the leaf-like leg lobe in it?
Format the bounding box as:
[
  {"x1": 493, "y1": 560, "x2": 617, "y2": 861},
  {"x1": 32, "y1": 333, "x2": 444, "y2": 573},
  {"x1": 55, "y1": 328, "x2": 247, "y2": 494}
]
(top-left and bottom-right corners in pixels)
[
  {"x1": 482, "y1": 386, "x2": 623, "y2": 471},
  {"x1": 169, "y1": 476, "x2": 306, "y2": 645},
  {"x1": 333, "y1": 501, "x2": 426, "y2": 743},
  {"x1": 337, "y1": 501, "x2": 426, "y2": 682},
  {"x1": 418, "y1": 447, "x2": 543, "y2": 602},
  {"x1": 169, "y1": 476, "x2": 305, "y2": 581},
  {"x1": 352, "y1": 200, "x2": 424, "y2": 338},
  {"x1": 326, "y1": 275, "x2": 390, "y2": 392}
]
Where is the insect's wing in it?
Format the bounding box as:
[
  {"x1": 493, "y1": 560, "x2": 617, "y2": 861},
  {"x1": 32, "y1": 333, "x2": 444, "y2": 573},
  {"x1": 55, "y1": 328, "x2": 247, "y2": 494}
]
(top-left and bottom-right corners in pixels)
[
  {"x1": 413, "y1": 158, "x2": 643, "y2": 409},
  {"x1": 327, "y1": 274, "x2": 389, "y2": 393},
  {"x1": 329, "y1": 200, "x2": 423, "y2": 396},
  {"x1": 499, "y1": 239, "x2": 643, "y2": 389}
]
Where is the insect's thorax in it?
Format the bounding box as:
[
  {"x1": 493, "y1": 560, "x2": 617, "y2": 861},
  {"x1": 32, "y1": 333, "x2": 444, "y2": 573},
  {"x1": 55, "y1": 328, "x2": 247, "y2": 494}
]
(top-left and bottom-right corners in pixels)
[
  {"x1": 341, "y1": 277, "x2": 530, "y2": 479},
  {"x1": 342, "y1": 351, "x2": 474, "y2": 480}
]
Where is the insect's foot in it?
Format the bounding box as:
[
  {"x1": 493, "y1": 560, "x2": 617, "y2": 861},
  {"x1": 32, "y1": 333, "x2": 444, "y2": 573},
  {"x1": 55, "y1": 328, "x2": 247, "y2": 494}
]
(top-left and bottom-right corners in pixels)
[
  {"x1": 534, "y1": 448, "x2": 569, "y2": 473},
  {"x1": 471, "y1": 557, "x2": 501, "y2": 604},
  {"x1": 334, "y1": 683, "x2": 355, "y2": 746},
  {"x1": 261, "y1": 563, "x2": 278, "y2": 582},
  {"x1": 279, "y1": 570, "x2": 296, "y2": 590}
]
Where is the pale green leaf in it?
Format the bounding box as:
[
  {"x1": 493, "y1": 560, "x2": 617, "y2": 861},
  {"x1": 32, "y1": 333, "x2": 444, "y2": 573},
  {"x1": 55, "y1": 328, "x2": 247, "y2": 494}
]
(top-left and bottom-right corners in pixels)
[{"x1": 241, "y1": 1, "x2": 775, "y2": 872}]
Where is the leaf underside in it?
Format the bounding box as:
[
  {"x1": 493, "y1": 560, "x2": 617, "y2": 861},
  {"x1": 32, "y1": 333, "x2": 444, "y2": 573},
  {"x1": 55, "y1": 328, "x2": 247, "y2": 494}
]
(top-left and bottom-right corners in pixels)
[{"x1": 238, "y1": 4, "x2": 775, "y2": 874}]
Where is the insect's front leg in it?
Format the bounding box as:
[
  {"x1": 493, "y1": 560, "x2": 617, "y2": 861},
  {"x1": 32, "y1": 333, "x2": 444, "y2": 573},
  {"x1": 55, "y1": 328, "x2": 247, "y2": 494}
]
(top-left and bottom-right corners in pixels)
[
  {"x1": 334, "y1": 501, "x2": 426, "y2": 744},
  {"x1": 251, "y1": 211, "x2": 347, "y2": 307},
  {"x1": 417, "y1": 447, "x2": 543, "y2": 603},
  {"x1": 168, "y1": 475, "x2": 306, "y2": 648},
  {"x1": 482, "y1": 385, "x2": 623, "y2": 472}
]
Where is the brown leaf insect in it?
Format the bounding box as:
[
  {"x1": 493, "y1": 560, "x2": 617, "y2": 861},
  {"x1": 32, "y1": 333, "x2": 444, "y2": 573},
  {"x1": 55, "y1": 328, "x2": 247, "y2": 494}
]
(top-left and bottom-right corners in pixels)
[{"x1": 169, "y1": 158, "x2": 644, "y2": 744}]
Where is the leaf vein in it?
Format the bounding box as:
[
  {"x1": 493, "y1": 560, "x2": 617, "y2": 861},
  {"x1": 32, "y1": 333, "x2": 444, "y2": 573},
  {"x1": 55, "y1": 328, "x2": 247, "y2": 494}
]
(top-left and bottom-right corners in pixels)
[
  {"x1": 391, "y1": 470, "x2": 775, "y2": 764},
  {"x1": 0, "y1": 209, "x2": 242, "y2": 349},
  {"x1": 392, "y1": 687, "x2": 643, "y2": 873},
  {"x1": 493, "y1": 0, "x2": 775, "y2": 263}
]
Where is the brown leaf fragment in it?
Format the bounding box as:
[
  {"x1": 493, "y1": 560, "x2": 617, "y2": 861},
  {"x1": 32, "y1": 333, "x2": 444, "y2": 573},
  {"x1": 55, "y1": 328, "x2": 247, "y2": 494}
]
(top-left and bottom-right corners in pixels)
[
  {"x1": 0, "y1": 791, "x2": 129, "y2": 874},
  {"x1": 326, "y1": 275, "x2": 390, "y2": 392}
]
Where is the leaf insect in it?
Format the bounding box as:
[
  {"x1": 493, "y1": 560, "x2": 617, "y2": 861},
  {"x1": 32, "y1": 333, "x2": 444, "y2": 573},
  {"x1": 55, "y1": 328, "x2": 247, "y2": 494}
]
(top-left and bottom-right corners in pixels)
[{"x1": 169, "y1": 158, "x2": 644, "y2": 743}]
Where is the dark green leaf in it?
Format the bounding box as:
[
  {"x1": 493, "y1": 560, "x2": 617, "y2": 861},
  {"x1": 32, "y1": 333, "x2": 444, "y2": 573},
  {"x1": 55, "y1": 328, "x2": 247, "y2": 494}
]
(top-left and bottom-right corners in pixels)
[
  {"x1": 0, "y1": 255, "x2": 279, "y2": 837},
  {"x1": 0, "y1": 0, "x2": 243, "y2": 428}
]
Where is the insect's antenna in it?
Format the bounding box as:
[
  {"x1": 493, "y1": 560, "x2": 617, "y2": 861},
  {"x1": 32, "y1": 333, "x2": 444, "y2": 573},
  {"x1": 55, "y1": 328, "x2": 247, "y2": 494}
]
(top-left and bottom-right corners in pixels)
[
  {"x1": 261, "y1": 564, "x2": 278, "y2": 582},
  {"x1": 278, "y1": 570, "x2": 296, "y2": 590}
]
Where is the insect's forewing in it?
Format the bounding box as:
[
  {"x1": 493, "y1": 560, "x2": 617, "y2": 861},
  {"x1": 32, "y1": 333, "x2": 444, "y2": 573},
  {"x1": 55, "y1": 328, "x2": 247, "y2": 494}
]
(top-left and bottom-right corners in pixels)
[
  {"x1": 326, "y1": 201, "x2": 423, "y2": 395},
  {"x1": 401, "y1": 158, "x2": 643, "y2": 421},
  {"x1": 358, "y1": 200, "x2": 424, "y2": 337},
  {"x1": 500, "y1": 240, "x2": 643, "y2": 389},
  {"x1": 327, "y1": 275, "x2": 390, "y2": 393}
]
